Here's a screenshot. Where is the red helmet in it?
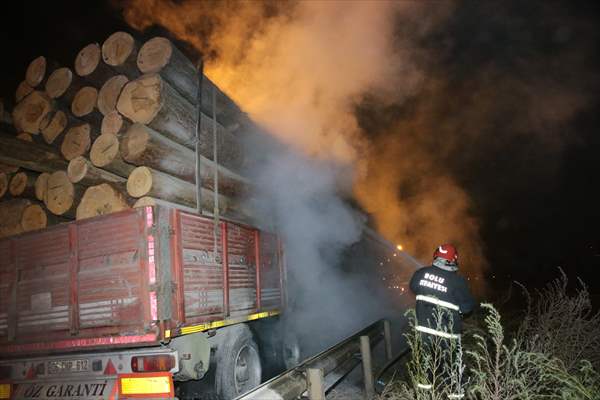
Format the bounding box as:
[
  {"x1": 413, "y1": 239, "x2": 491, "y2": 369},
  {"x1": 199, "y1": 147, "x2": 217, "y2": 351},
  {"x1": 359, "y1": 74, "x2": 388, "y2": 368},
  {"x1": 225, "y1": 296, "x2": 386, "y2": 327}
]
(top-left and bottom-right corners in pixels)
[{"x1": 433, "y1": 244, "x2": 459, "y2": 271}]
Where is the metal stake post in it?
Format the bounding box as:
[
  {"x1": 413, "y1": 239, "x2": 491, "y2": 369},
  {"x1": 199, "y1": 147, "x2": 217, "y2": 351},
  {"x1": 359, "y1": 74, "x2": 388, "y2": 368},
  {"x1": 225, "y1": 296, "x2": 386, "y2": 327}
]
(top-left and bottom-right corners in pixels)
[
  {"x1": 384, "y1": 319, "x2": 393, "y2": 361},
  {"x1": 360, "y1": 335, "x2": 374, "y2": 399}
]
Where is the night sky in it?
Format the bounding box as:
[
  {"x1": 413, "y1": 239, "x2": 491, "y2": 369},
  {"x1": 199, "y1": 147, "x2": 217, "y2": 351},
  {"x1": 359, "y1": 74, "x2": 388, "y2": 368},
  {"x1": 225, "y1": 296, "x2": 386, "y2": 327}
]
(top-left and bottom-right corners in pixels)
[{"x1": 2, "y1": 0, "x2": 600, "y2": 296}]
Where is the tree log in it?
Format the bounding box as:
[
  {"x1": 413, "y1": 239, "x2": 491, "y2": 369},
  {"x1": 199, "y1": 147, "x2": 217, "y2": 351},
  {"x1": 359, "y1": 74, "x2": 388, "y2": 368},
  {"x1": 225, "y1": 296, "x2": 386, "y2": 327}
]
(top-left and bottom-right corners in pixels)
[
  {"x1": 68, "y1": 156, "x2": 125, "y2": 186},
  {"x1": 20, "y1": 203, "x2": 67, "y2": 232},
  {"x1": 89, "y1": 133, "x2": 134, "y2": 177},
  {"x1": 0, "y1": 134, "x2": 67, "y2": 173},
  {"x1": 16, "y1": 81, "x2": 34, "y2": 102},
  {"x1": 121, "y1": 123, "x2": 247, "y2": 195},
  {"x1": 137, "y1": 37, "x2": 198, "y2": 105},
  {"x1": 45, "y1": 67, "x2": 86, "y2": 105},
  {"x1": 71, "y1": 86, "x2": 103, "y2": 126},
  {"x1": 60, "y1": 123, "x2": 96, "y2": 161},
  {"x1": 9, "y1": 171, "x2": 38, "y2": 198},
  {"x1": 0, "y1": 163, "x2": 19, "y2": 174},
  {"x1": 16, "y1": 133, "x2": 34, "y2": 142},
  {"x1": 39, "y1": 110, "x2": 78, "y2": 145},
  {"x1": 200, "y1": 76, "x2": 248, "y2": 131},
  {"x1": 127, "y1": 166, "x2": 197, "y2": 208},
  {"x1": 198, "y1": 111, "x2": 244, "y2": 171},
  {"x1": 0, "y1": 172, "x2": 9, "y2": 199},
  {"x1": 76, "y1": 183, "x2": 130, "y2": 220},
  {"x1": 102, "y1": 32, "x2": 140, "y2": 79},
  {"x1": 97, "y1": 75, "x2": 129, "y2": 116},
  {"x1": 12, "y1": 91, "x2": 53, "y2": 134},
  {"x1": 0, "y1": 199, "x2": 32, "y2": 238},
  {"x1": 44, "y1": 170, "x2": 85, "y2": 218},
  {"x1": 117, "y1": 73, "x2": 197, "y2": 147},
  {"x1": 133, "y1": 189, "x2": 230, "y2": 214},
  {"x1": 25, "y1": 56, "x2": 59, "y2": 88},
  {"x1": 101, "y1": 110, "x2": 131, "y2": 136},
  {"x1": 74, "y1": 43, "x2": 115, "y2": 85},
  {"x1": 35, "y1": 172, "x2": 50, "y2": 201},
  {"x1": 133, "y1": 196, "x2": 196, "y2": 213}
]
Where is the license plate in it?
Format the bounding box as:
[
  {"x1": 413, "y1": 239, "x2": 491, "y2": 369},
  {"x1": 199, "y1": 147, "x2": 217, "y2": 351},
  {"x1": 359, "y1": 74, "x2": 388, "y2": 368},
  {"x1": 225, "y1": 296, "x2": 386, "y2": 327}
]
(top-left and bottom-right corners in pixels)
[{"x1": 48, "y1": 359, "x2": 89, "y2": 374}]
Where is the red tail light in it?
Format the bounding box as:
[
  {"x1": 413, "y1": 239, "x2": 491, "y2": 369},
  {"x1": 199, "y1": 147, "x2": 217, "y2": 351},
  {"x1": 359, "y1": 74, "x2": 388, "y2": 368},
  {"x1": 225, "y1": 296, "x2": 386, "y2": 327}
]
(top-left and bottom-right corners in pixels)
[{"x1": 131, "y1": 355, "x2": 175, "y2": 372}]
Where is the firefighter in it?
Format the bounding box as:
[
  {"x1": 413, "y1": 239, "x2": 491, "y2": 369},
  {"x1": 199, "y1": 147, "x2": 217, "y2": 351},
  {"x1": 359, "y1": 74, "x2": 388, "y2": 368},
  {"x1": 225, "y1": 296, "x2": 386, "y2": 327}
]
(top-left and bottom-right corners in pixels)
[{"x1": 409, "y1": 244, "x2": 476, "y2": 398}]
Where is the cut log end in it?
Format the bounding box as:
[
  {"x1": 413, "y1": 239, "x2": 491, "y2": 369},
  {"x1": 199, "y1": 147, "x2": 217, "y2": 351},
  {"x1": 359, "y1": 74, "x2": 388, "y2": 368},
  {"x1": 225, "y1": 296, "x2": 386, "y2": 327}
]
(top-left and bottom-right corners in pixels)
[
  {"x1": 40, "y1": 110, "x2": 68, "y2": 144},
  {"x1": 116, "y1": 74, "x2": 162, "y2": 124},
  {"x1": 9, "y1": 172, "x2": 26, "y2": 195},
  {"x1": 0, "y1": 172, "x2": 8, "y2": 198},
  {"x1": 45, "y1": 67, "x2": 73, "y2": 98},
  {"x1": 71, "y1": 86, "x2": 98, "y2": 117},
  {"x1": 35, "y1": 172, "x2": 50, "y2": 201},
  {"x1": 133, "y1": 196, "x2": 157, "y2": 208},
  {"x1": 76, "y1": 183, "x2": 130, "y2": 220},
  {"x1": 12, "y1": 91, "x2": 53, "y2": 134},
  {"x1": 21, "y1": 204, "x2": 48, "y2": 232},
  {"x1": 45, "y1": 171, "x2": 75, "y2": 215},
  {"x1": 121, "y1": 123, "x2": 149, "y2": 161},
  {"x1": 16, "y1": 81, "x2": 34, "y2": 102},
  {"x1": 137, "y1": 37, "x2": 172, "y2": 74},
  {"x1": 16, "y1": 133, "x2": 33, "y2": 142},
  {"x1": 75, "y1": 43, "x2": 102, "y2": 77},
  {"x1": 0, "y1": 199, "x2": 32, "y2": 238},
  {"x1": 67, "y1": 156, "x2": 89, "y2": 184},
  {"x1": 90, "y1": 133, "x2": 120, "y2": 167},
  {"x1": 98, "y1": 75, "x2": 129, "y2": 115},
  {"x1": 102, "y1": 32, "x2": 136, "y2": 66},
  {"x1": 61, "y1": 124, "x2": 91, "y2": 161},
  {"x1": 101, "y1": 110, "x2": 126, "y2": 135},
  {"x1": 25, "y1": 56, "x2": 47, "y2": 87},
  {"x1": 126, "y1": 166, "x2": 152, "y2": 198}
]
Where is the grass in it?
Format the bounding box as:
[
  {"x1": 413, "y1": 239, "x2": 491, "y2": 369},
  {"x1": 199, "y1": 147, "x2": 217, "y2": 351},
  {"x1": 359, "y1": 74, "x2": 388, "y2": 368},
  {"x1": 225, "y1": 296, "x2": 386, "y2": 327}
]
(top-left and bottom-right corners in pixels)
[{"x1": 378, "y1": 273, "x2": 600, "y2": 399}]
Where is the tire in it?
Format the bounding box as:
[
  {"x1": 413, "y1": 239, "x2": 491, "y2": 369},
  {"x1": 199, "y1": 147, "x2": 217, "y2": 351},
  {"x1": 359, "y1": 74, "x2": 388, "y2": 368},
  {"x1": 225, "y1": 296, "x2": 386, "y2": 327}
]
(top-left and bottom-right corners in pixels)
[
  {"x1": 281, "y1": 332, "x2": 301, "y2": 370},
  {"x1": 215, "y1": 325, "x2": 262, "y2": 399}
]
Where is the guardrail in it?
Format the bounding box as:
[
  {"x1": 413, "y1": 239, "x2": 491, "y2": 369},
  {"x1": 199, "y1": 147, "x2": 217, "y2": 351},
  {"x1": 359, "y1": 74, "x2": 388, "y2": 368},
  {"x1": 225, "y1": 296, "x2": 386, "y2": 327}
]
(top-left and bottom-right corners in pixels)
[{"x1": 235, "y1": 319, "x2": 393, "y2": 400}]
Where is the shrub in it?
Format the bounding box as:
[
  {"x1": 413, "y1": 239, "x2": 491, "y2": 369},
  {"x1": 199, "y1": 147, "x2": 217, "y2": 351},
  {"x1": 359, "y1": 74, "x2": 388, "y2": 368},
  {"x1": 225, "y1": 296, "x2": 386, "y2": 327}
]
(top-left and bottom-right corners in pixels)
[{"x1": 380, "y1": 274, "x2": 600, "y2": 399}]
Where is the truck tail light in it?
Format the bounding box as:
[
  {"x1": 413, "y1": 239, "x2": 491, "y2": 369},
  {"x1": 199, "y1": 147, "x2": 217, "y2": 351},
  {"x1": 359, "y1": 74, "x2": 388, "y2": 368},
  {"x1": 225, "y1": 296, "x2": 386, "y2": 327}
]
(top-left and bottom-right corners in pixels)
[
  {"x1": 131, "y1": 355, "x2": 175, "y2": 372},
  {"x1": 118, "y1": 372, "x2": 174, "y2": 398},
  {"x1": 0, "y1": 383, "x2": 11, "y2": 400}
]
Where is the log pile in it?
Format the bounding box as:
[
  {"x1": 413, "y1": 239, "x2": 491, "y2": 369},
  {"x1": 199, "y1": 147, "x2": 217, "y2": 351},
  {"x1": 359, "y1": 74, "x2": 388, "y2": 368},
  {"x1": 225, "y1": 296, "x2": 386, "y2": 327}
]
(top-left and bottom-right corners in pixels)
[{"x1": 0, "y1": 31, "x2": 255, "y2": 239}]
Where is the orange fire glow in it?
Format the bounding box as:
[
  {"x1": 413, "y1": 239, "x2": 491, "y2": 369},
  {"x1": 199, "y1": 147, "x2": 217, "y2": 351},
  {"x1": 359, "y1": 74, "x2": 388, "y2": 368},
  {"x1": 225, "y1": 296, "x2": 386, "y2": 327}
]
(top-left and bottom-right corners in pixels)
[{"x1": 119, "y1": 0, "x2": 487, "y2": 293}]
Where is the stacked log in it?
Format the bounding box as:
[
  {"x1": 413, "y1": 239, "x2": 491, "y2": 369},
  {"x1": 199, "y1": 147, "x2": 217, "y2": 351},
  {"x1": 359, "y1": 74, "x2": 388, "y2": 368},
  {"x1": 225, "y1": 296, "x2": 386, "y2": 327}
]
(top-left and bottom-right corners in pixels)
[
  {"x1": 102, "y1": 32, "x2": 139, "y2": 79},
  {"x1": 9, "y1": 171, "x2": 38, "y2": 198},
  {"x1": 97, "y1": 75, "x2": 128, "y2": 116},
  {"x1": 60, "y1": 123, "x2": 96, "y2": 161},
  {"x1": 45, "y1": 67, "x2": 85, "y2": 105},
  {"x1": 16, "y1": 81, "x2": 34, "y2": 102},
  {"x1": 0, "y1": 31, "x2": 256, "y2": 237},
  {"x1": 12, "y1": 91, "x2": 53, "y2": 134}
]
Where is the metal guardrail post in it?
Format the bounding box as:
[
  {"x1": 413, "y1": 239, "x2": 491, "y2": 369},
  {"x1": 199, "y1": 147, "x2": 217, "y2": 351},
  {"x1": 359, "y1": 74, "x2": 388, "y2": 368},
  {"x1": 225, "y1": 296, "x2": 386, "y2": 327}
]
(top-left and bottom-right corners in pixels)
[
  {"x1": 307, "y1": 368, "x2": 326, "y2": 400},
  {"x1": 360, "y1": 335, "x2": 375, "y2": 399},
  {"x1": 235, "y1": 320, "x2": 385, "y2": 400},
  {"x1": 384, "y1": 319, "x2": 393, "y2": 361}
]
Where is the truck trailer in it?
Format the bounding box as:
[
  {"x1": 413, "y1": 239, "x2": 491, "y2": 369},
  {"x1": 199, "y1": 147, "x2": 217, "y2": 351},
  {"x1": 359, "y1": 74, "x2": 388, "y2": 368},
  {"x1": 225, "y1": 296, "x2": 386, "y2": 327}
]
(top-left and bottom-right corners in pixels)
[{"x1": 0, "y1": 205, "x2": 294, "y2": 399}]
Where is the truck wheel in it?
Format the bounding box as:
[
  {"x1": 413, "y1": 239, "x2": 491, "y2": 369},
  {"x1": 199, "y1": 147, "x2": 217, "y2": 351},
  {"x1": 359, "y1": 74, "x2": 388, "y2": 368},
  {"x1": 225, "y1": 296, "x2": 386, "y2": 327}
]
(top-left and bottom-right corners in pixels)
[
  {"x1": 282, "y1": 333, "x2": 301, "y2": 370},
  {"x1": 215, "y1": 326, "x2": 262, "y2": 399}
]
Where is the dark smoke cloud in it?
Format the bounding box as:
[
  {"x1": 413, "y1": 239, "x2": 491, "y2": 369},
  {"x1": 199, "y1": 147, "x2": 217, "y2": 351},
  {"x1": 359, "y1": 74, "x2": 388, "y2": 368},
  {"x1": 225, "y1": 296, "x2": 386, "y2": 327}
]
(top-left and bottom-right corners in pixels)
[{"x1": 355, "y1": 0, "x2": 600, "y2": 284}]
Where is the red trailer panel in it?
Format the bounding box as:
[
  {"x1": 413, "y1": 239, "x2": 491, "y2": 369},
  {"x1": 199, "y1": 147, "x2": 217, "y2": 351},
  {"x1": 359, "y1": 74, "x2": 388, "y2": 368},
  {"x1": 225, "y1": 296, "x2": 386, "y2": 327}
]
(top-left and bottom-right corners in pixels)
[
  {"x1": 0, "y1": 208, "x2": 159, "y2": 355},
  {"x1": 0, "y1": 206, "x2": 284, "y2": 356},
  {"x1": 169, "y1": 210, "x2": 283, "y2": 331}
]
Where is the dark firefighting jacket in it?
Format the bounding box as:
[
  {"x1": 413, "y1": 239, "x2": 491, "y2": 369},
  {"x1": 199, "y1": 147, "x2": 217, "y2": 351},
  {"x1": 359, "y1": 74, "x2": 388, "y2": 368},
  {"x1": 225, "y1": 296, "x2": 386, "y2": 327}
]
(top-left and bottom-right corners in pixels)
[{"x1": 409, "y1": 265, "x2": 476, "y2": 337}]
